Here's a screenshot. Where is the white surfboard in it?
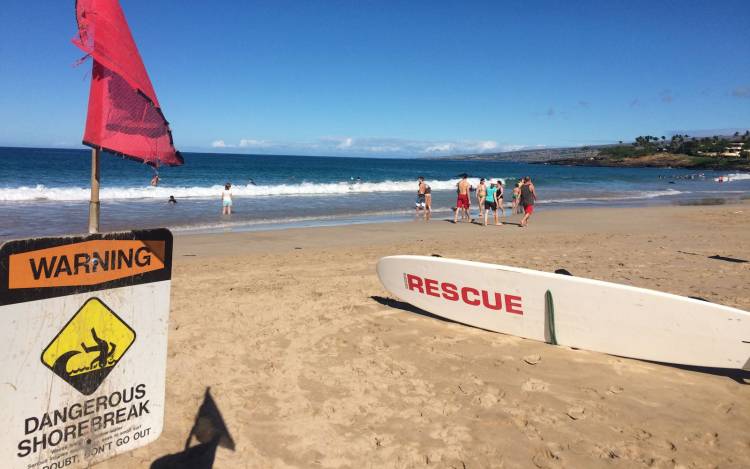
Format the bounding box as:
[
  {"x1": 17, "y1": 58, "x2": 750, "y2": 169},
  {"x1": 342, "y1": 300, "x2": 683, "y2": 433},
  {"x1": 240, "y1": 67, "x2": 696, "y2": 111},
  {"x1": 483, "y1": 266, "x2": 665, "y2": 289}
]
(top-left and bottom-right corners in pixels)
[{"x1": 376, "y1": 255, "x2": 750, "y2": 370}]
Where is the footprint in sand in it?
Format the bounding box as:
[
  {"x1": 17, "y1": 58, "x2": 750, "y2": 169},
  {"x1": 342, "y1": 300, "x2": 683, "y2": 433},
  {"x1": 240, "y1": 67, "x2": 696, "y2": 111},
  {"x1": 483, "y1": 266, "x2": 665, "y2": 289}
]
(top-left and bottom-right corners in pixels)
[
  {"x1": 522, "y1": 378, "x2": 550, "y2": 392},
  {"x1": 566, "y1": 406, "x2": 586, "y2": 420},
  {"x1": 523, "y1": 354, "x2": 542, "y2": 365}
]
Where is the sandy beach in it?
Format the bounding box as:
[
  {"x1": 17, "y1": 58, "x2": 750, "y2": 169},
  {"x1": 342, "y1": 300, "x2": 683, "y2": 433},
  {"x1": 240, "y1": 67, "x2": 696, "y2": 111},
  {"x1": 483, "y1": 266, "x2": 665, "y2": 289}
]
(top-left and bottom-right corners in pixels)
[{"x1": 99, "y1": 202, "x2": 750, "y2": 469}]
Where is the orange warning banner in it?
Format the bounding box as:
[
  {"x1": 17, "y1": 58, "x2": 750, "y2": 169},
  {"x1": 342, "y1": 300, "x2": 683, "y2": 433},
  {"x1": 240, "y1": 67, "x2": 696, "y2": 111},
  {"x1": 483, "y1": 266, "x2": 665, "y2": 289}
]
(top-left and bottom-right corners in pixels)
[{"x1": 8, "y1": 240, "x2": 165, "y2": 289}]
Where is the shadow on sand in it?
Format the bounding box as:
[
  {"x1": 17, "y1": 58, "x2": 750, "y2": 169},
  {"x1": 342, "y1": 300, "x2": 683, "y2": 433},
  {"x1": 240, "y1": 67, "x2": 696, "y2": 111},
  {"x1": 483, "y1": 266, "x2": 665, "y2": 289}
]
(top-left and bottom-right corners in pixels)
[
  {"x1": 151, "y1": 387, "x2": 235, "y2": 469},
  {"x1": 370, "y1": 295, "x2": 464, "y2": 326},
  {"x1": 370, "y1": 296, "x2": 749, "y2": 384},
  {"x1": 442, "y1": 218, "x2": 522, "y2": 227}
]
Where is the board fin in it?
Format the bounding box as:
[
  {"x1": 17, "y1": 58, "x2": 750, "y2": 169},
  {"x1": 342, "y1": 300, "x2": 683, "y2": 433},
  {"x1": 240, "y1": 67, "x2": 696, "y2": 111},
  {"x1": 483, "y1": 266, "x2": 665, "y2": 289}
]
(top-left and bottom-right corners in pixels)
[{"x1": 545, "y1": 290, "x2": 558, "y2": 345}]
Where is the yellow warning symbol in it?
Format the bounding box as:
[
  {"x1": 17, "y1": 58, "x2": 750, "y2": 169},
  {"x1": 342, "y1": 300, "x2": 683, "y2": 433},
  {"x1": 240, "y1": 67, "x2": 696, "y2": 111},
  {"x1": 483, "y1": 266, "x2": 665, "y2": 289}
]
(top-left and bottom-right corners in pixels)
[{"x1": 41, "y1": 297, "x2": 136, "y2": 395}]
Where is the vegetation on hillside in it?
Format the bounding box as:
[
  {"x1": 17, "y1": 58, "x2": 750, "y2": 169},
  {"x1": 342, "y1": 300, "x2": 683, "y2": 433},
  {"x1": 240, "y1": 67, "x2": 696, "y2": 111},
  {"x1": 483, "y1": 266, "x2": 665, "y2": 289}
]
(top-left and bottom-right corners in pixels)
[{"x1": 598, "y1": 131, "x2": 750, "y2": 160}]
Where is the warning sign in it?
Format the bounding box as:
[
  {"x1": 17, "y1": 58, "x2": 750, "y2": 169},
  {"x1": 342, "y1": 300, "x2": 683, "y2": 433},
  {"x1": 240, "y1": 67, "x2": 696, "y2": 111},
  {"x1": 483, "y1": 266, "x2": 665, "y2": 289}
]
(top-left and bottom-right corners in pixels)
[
  {"x1": 0, "y1": 229, "x2": 172, "y2": 469},
  {"x1": 42, "y1": 298, "x2": 136, "y2": 395}
]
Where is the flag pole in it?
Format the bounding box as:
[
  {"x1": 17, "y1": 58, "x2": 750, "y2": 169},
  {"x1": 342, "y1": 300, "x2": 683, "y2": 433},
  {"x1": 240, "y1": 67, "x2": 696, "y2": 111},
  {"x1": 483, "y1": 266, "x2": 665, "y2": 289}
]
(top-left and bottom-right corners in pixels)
[{"x1": 88, "y1": 147, "x2": 100, "y2": 233}]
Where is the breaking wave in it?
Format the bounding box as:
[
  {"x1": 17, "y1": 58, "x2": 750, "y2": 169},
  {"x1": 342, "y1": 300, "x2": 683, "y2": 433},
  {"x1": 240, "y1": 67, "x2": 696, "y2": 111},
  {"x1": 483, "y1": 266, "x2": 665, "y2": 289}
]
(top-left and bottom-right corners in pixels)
[
  {"x1": 713, "y1": 173, "x2": 750, "y2": 182},
  {"x1": 0, "y1": 181, "x2": 685, "y2": 203},
  {"x1": 0, "y1": 179, "x2": 491, "y2": 202},
  {"x1": 538, "y1": 189, "x2": 683, "y2": 204}
]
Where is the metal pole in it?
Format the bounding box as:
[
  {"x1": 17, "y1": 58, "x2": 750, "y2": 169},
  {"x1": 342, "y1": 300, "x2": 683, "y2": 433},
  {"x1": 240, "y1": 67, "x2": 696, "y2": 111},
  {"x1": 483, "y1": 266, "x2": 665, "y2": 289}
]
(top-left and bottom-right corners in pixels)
[{"x1": 88, "y1": 148, "x2": 100, "y2": 233}]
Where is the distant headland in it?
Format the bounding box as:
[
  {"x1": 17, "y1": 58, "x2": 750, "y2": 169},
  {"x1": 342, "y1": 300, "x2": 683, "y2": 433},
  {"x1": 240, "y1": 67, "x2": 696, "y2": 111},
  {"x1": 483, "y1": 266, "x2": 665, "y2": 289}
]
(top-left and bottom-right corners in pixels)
[{"x1": 433, "y1": 131, "x2": 750, "y2": 171}]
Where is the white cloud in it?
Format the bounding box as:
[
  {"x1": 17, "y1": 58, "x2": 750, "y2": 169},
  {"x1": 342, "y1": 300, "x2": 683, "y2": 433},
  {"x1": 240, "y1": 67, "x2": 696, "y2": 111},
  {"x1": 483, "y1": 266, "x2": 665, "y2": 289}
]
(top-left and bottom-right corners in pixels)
[
  {"x1": 209, "y1": 136, "x2": 528, "y2": 157},
  {"x1": 424, "y1": 143, "x2": 455, "y2": 153},
  {"x1": 476, "y1": 140, "x2": 498, "y2": 151},
  {"x1": 239, "y1": 139, "x2": 271, "y2": 148}
]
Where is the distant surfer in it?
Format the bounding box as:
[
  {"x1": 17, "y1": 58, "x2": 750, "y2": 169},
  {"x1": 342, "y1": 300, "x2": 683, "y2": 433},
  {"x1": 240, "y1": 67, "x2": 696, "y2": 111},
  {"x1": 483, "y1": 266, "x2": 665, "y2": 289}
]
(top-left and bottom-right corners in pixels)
[
  {"x1": 222, "y1": 182, "x2": 233, "y2": 215},
  {"x1": 150, "y1": 174, "x2": 160, "y2": 186},
  {"x1": 248, "y1": 179, "x2": 257, "y2": 186},
  {"x1": 453, "y1": 174, "x2": 471, "y2": 223},
  {"x1": 519, "y1": 176, "x2": 537, "y2": 227},
  {"x1": 168, "y1": 195, "x2": 177, "y2": 204}
]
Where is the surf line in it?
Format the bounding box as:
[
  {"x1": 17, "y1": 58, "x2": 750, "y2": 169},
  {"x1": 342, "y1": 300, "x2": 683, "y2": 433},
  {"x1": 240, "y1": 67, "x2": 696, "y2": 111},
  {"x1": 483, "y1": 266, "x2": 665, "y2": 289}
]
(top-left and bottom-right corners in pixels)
[{"x1": 403, "y1": 273, "x2": 523, "y2": 314}]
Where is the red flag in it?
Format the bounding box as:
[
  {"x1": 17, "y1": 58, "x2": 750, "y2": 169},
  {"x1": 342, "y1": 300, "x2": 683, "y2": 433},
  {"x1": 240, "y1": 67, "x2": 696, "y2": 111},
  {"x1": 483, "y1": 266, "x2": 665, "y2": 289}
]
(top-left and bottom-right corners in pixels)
[{"x1": 74, "y1": 0, "x2": 183, "y2": 167}]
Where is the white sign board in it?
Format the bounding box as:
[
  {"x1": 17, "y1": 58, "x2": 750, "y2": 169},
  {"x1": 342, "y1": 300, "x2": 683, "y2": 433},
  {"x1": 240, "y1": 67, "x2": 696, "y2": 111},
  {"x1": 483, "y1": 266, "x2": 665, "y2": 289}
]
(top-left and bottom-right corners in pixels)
[{"x1": 0, "y1": 229, "x2": 173, "y2": 468}]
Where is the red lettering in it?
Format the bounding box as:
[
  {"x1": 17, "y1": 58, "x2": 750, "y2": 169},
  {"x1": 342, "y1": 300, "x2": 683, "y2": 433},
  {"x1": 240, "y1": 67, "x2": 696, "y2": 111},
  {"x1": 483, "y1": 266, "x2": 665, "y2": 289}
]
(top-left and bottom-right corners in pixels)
[
  {"x1": 461, "y1": 287, "x2": 480, "y2": 306},
  {"x1": 505, "y1": 295, "x2": 523, "y2": 315},
  {"x1": 441, "y1": 282, "x2": 459, "y2": 301},
  {"x1": 481, "y1": 291, "x2": 503, "y2": 311},
  {"x1": 424, "y1": 278, "x2": 440, "y2": 297},
  {"x1": 405, "y1": 274, "x2": 423, "y2": 293}
]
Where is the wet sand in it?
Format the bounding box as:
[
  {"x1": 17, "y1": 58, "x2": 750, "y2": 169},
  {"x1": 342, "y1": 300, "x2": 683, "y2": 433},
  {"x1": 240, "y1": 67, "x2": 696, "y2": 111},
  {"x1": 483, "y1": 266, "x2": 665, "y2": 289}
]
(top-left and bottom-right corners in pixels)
[{"x1": 101, "y1": 202, "x2": 750, "y2": 468}]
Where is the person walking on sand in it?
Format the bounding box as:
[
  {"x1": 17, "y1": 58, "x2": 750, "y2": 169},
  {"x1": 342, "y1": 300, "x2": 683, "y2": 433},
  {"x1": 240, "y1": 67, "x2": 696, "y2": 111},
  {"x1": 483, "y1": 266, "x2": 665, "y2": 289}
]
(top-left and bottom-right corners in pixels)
[
  {"x1": 496, "y1": 179, "x2": 506, "y2": 222},
  {"x1": 483, "y1": 180, "x2": 501, "y2": 226},
  {"x1": 519, "y1": 176, "x2": 537, "y2": 227},
  {"x1": 476, "y1": 178, "x2": 487, "y2": 219},
  {"x1": 453, "y1": 174, "x2": 471, "y2": 223},
  {"x1": 415, "y1": 176, "x2": 427, "y2": 218},
  {"x1": 221, "y1": 182, "x2": 233, "y2": 215}
]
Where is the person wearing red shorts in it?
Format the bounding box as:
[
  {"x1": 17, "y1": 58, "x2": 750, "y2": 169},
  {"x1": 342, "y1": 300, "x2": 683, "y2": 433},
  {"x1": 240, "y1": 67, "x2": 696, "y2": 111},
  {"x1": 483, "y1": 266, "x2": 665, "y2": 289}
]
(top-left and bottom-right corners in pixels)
[
  {"x1": 453, "y1": 174, "x2": 471, "y2": 223},
  {"x1": 519, "y1": 176, "x2": 537, "y2": 227}
]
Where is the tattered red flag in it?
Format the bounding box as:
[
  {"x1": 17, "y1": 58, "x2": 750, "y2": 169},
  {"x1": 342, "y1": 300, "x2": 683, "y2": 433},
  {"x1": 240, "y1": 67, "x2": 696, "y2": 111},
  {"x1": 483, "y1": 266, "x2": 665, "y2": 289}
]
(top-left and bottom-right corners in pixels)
[{"x1": 73, "y1": 0, "x2": 183, "y2": 167}]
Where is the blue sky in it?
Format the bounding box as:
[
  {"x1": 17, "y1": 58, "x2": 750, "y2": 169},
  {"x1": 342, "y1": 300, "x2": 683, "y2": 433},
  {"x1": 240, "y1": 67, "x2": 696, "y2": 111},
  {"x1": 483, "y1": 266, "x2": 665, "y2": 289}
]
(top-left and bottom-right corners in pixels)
[{"x1": 0, "y1": 0, "x2": 748, "y2": 157}]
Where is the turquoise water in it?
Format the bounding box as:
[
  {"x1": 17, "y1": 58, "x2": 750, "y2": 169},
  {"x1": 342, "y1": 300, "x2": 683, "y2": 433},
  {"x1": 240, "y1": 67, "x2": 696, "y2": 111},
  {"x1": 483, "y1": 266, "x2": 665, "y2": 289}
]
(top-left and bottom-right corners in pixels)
[{"x1": 1, "y1": 147, "x2": 748, "y2": 240}]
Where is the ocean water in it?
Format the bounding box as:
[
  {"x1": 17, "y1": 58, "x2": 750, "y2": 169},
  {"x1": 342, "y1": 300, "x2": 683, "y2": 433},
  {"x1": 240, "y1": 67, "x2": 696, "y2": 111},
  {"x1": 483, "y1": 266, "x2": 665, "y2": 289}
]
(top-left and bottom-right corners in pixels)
[{"x1": 1, "y1": 146, "x2": 749, "y2": 241}]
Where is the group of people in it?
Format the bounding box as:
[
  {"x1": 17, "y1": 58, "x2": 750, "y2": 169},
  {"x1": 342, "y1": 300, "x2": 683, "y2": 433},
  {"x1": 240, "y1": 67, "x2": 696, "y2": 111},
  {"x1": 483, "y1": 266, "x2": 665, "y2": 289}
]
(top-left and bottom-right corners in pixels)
[{"x1": 416, "y1": 174, "x2": 537, "y2": 227}]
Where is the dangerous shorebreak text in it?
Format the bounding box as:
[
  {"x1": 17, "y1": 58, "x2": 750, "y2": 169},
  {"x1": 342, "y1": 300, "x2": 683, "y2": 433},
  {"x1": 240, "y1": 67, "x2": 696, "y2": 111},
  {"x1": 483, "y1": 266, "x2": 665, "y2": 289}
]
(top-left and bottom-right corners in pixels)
[{"x1": 17, "y1": 384, "x2": 149, "y2": 458}]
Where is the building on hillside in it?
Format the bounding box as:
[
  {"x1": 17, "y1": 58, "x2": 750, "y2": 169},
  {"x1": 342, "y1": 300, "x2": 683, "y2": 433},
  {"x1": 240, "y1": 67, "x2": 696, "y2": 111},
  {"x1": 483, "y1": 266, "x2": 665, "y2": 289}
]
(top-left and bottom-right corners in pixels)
[{"x1": 721, "y1": 142, "x2": 744, "y2": 157}]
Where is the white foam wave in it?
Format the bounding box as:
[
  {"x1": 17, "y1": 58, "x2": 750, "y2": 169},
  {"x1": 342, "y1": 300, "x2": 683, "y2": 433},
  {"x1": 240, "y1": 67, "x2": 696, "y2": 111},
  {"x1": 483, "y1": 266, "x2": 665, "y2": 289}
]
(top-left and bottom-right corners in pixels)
[
  {"x1": 0, "y1": 178, "x2": 501, "y2": 202},
  {"x1": 713, "y1": 173, "x2": 750, "y2": 182},
  {"x1": 539, "y1": 189, "x2": 683, "y2": 204}
]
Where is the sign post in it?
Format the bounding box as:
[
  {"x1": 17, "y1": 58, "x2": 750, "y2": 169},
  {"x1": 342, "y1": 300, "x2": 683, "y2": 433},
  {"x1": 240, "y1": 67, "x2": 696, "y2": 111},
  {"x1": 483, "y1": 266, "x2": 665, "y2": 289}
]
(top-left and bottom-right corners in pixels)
[
  {"x1": 0, "y1": 229, "x2": 173, "y2": 468},
  {"x1": 88, "y1": 148, "x2": 101, "y2": 234}
]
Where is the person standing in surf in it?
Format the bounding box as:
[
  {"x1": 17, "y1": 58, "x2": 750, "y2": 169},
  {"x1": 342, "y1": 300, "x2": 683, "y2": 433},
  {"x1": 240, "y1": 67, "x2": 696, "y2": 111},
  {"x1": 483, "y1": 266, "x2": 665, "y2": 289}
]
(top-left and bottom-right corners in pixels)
[
  {"x1": 415, "y1": 176, "x2": 427, "y2": 218},
  {"x1": 453, "y1": 174, "x2": 471, "y2": 223},
  {"x1": 222, "y1": 182, "x2": 233, "y2": 215},
  {"x1": 476, "y1": 178, "x2": 487, "y2": 220},
  {"x1": 519, "y1": 176, "x2": 537, "y2": 227},
  {"x1": 424, "y1": 182, "x2": 432, "y2": 221}
]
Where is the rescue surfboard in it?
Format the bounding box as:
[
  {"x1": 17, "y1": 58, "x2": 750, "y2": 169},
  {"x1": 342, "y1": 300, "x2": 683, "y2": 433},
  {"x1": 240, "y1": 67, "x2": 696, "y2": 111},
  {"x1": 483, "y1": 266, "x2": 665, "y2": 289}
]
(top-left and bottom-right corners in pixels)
[{"x1": 376, "y1": 255, "x2": 750, "y2": 370}]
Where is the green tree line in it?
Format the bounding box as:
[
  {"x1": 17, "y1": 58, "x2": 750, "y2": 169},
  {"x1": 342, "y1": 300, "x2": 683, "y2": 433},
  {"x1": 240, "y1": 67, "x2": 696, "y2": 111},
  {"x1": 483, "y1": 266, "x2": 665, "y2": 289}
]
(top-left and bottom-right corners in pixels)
[{"x1": 600, "y1": 131, "x2": 750, "y2": 159}]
